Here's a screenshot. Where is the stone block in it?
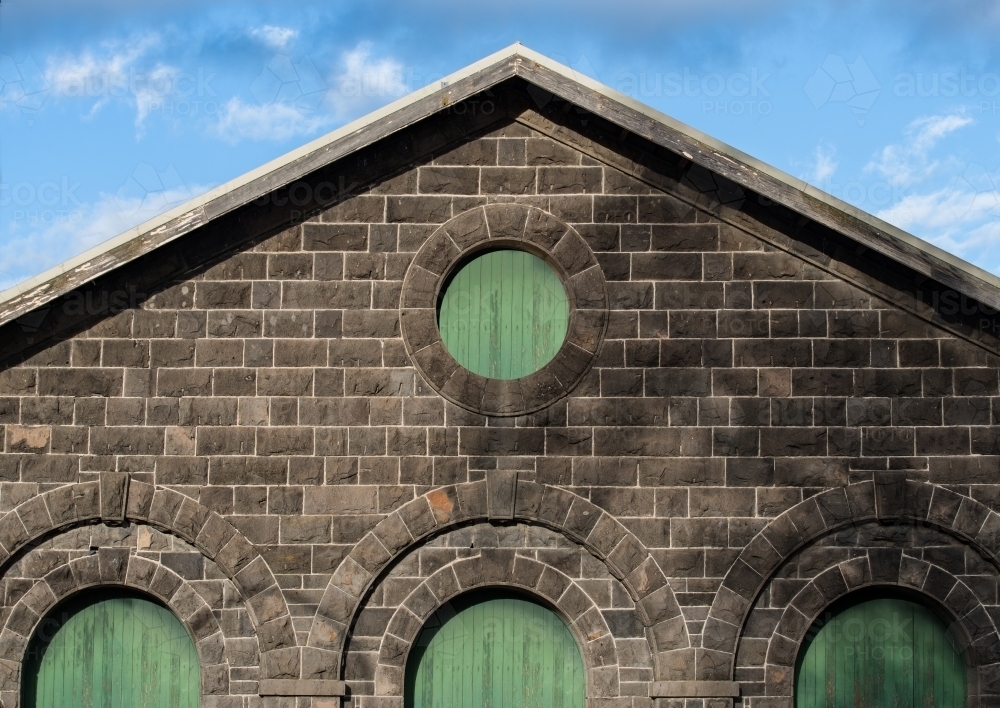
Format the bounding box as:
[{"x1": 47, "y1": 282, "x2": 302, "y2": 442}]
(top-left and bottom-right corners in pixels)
[
  {"x1": 37, "y1": 369, "x2": 122, "y2": 397},
  {"x1": 99, "y1": 471, "x2": 128, "y2": 522},
  {"x1": 0, "y1": 512, "x2": 28, "y2": 555},
  {"x1": 479, "y1": 548, "x2": 515, "y2": 584},
  {"x1": 98, "y1": 547, "x2": 129, "y2": 583},
  {"x1": 537, "y1": 166, "x2": 602, "y2": 194},
  {"x1": 350, "y1": 534, "x2": 392, "y2": 575},
  {"x1": 372, "y1": 513, "x2": 412, "y2": 555}
]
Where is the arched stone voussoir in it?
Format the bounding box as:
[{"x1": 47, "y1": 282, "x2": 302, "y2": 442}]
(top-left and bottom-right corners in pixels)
[
  {"x1": 308, "y1": 478, "x2": 688, "y2": 678},
  {"x1": 705, "y1": 479, "x2": 1000, "y2": 676},
  {"x1": 0, "y1": 481, "x2": 103, "y2": 562},
  {"x1": 755, "y1": 547, "x2": 998, "y2": 700},
  {"x1": 365, "y1": 549, "x2": 627, "y2": 699},
  {"x1": 0, "y1": 475, "x2": 297, "y2": 652},
  {"x1": 3, "y1": 546, "x2": 238, "y2": 698}
]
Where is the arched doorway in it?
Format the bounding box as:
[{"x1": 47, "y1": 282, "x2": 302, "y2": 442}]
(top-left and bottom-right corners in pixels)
[
  {"x1": 405, "y1": 589, "x2": 585, "y2": 708},
  {"x1": 795, "y1": 592, "x2": 966, "y2": 708},
  {"x1": 23, "y1": 589, "x2": 200, "y2": 708}
]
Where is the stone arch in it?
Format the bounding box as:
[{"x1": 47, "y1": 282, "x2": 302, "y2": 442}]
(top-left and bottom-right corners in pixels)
[
  {"x1": 0, "y1": 474, "x2": 298, "y2": 679},
  {"x1": 0, "y1": 531, "x2": 245, "y2": 705},
  {"x1": 703, "y1": 478, "x2": 1000, "y2": 680},
  {"x1": 307, "y1": 476, "x2": 689, "y2": 683},
  {"x1": 367, "y1": 549, "x2": 632, "y2": 703},
  {"x1": 753, "y1": 546, "x2": 998, "y2": 703}
]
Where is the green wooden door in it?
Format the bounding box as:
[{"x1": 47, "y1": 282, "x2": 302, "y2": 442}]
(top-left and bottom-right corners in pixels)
[
  {"x1": 438, "y1": 249, "x2": 569, "y2": 380},
  {"x1": 405, "y1": 591, "x2": 585, "y2": 708},
  {"x1": 24, "y1": 591, "x2": 200, "y2": 708},
  {"x1": 795, "y1": 596, "x2": 966, "y2": 708}
]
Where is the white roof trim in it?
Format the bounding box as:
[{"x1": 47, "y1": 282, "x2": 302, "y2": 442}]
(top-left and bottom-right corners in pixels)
[
  {"x1": 515, "y1": 47, "x2": 1000, "y2": 291},
  {"x1": 2, "y1": 43, "x2": 999, "y2": 323},
  {"x1": 0, "y1": 44, "x2": 524, "y2": 307}
]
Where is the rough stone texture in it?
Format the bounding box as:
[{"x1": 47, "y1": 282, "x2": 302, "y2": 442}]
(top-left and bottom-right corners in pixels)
[
  {"x1": 0, "y1": 80, "x2": 999, "y2": 706},
  {"x1": 0, "y1": 523, "x2": 254, "y2": 704},
  {"x1": 344, "y1": 522, "x2": 649, "y2": 700},
  {"x1": 735, "y1": 520, "x2": 1000, "y2": 705},
  {"x1": 401, "y1": 203, "x2": 607, "y2": 416}
]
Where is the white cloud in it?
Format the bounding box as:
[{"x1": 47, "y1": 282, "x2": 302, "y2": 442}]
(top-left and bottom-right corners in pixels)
[
  {"x1": 133, "y1": 64, "x2": 181, "y2": 137},
  {"x1": 213, "y1": 42, "x2": 406, "y2": 143},
  {"x1": 249, "y1": 25, "x2": 298, "y2": 51},
  {"x1": 880, "y1": 185, "x2": 979, "y2": 231},
  {"x1": 806, "y1": 143, "x2": 838, "y2": 184},
  {"x1": 213, "y1": 96, "x2": 332, "y2": 142},
  {"x1": 943, "y1": 219, "x2": 1000, "y2": 273},
  {"x1": 327, "y1": 42, "x2": 407, "y2": 118},
  {"x1": 0, "y1": 180, "x2": 210, "y2": 291},
  {"x1": 44, "y1": 33, "x2": 159, "y2": 101},
  {"x1": 865, "y1": 114, "x2": 1000, "y2": 272},
  {"x1": 866, "y1": 112, "x2": 973, "y2": 186},
  {"x1": 909, "y1": 114, "x2": 973, "y2": 152},
  {"x1": 875, "y1": 165, "x2": 1000, "y2": 274},
  {"x1": 0, "y1": 197, "x2": 126, "y2": 291},
  {"x1": 41, "y1": 34, "x2": 183, "y2": 136}
]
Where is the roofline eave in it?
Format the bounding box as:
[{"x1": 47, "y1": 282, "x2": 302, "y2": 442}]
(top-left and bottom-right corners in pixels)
[{"x1": 1, "y1": 43, "x2": 997, "y2": 328}]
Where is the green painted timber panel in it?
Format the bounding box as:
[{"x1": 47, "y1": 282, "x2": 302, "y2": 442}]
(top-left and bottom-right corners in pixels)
[
  {"x1": 438, "y1": 249, "x2": 569, "y2": 380},
  {"x1": 405, "y1": 591, "x2": 585, "y2": 708},
  {"x1": 24, "y1": 592, "x2": 200, "y2": 708},
  {"x1": 795, "y1": 596, "x2": 966, "y2": 708}
]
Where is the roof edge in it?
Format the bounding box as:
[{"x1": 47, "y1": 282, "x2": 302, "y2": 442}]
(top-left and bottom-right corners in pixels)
[
  {"x1": 0, "y1": 43, "x2": 525, "y2": 322},
  {"x1": 2, "y1": 43, "x2": 999, "y2": 328},
  {"x1": 510, "y1": 47, "x2": 1000, "y2": 305}
]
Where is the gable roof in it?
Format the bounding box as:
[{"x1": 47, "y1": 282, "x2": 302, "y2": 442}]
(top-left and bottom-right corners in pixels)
[{"x1": 2, "y1": 43, "x2": 998, "y2": 328}]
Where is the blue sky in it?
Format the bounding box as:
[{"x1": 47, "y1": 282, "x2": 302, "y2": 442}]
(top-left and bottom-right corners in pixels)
[{"x1": 3, "y1": 0, "x2": 1000, "y2": 289}]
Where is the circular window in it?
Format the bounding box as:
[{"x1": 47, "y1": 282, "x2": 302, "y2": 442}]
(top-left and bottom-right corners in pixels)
[
  {"x1": 401, "y1": 204, "x2": 608, "y2": 416},
  {"x1": 438, "y1": 249, "x2": 569, "y2": 380}
]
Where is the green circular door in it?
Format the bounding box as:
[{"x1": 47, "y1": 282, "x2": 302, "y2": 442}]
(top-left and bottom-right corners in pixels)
[
  {"x1": 405, "y1": 590, "x2": 585, "y2": 708},
  {"x1": 795, "y1": 595, "x2": 966, "y2": 708},
  {"x1": 438, "y1": 249, "x2": 569, "y2": 380},
  {"x1": 23, "y1": 591, "x2": 200, "y2": 708}
]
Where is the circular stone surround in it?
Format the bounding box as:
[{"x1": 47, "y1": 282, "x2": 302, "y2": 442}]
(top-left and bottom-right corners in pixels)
[{"x1": 401, "y1": 204, "x2": 608, "y2": 416}]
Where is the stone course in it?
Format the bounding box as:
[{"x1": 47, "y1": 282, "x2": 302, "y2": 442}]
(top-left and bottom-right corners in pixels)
[{"x1": 0, "y1": 80, "x2": 999, "y2": 707}]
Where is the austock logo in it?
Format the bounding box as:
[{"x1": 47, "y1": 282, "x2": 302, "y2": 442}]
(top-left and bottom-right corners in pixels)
[
  {"x1": 443, "y1": 93, "x2": 496, "y2": 116},
  {"x1": 949, "y1": 162, "x2": 1000, "y2": 224},
  {"x1": 807, "y1": 611, "x2": 916, "y2": 645},
  {"x1": 1, "y1": 178, "x2": 84, "y2": 226},
  {"x1": 15, "y1": 288, "x2": 145, "y2": 341},
  {"x1": 1, "y1": 53, "x2": 218, "y2": 120},
  {"x1": 251, "y1": 54, "x2": 327, "y2": 111},
  {"x1": 114, "y1": 163, "x2": 193, "y2": 219},
  {"x1": 0, "y1": 54, "x2": 49, "y2": 119},
  {"x1": 894, "y1": 68, "x2": 1000, "y2": 115},
  {"x1": 617, "y1": 66, "x2": 773, "y2": 116},
  {"x1": 804, "y1": 55, "x2": 881, "y2": 125},
  {"x1": 251, "y1": 175, "x2": 362, "y2": 225}
]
